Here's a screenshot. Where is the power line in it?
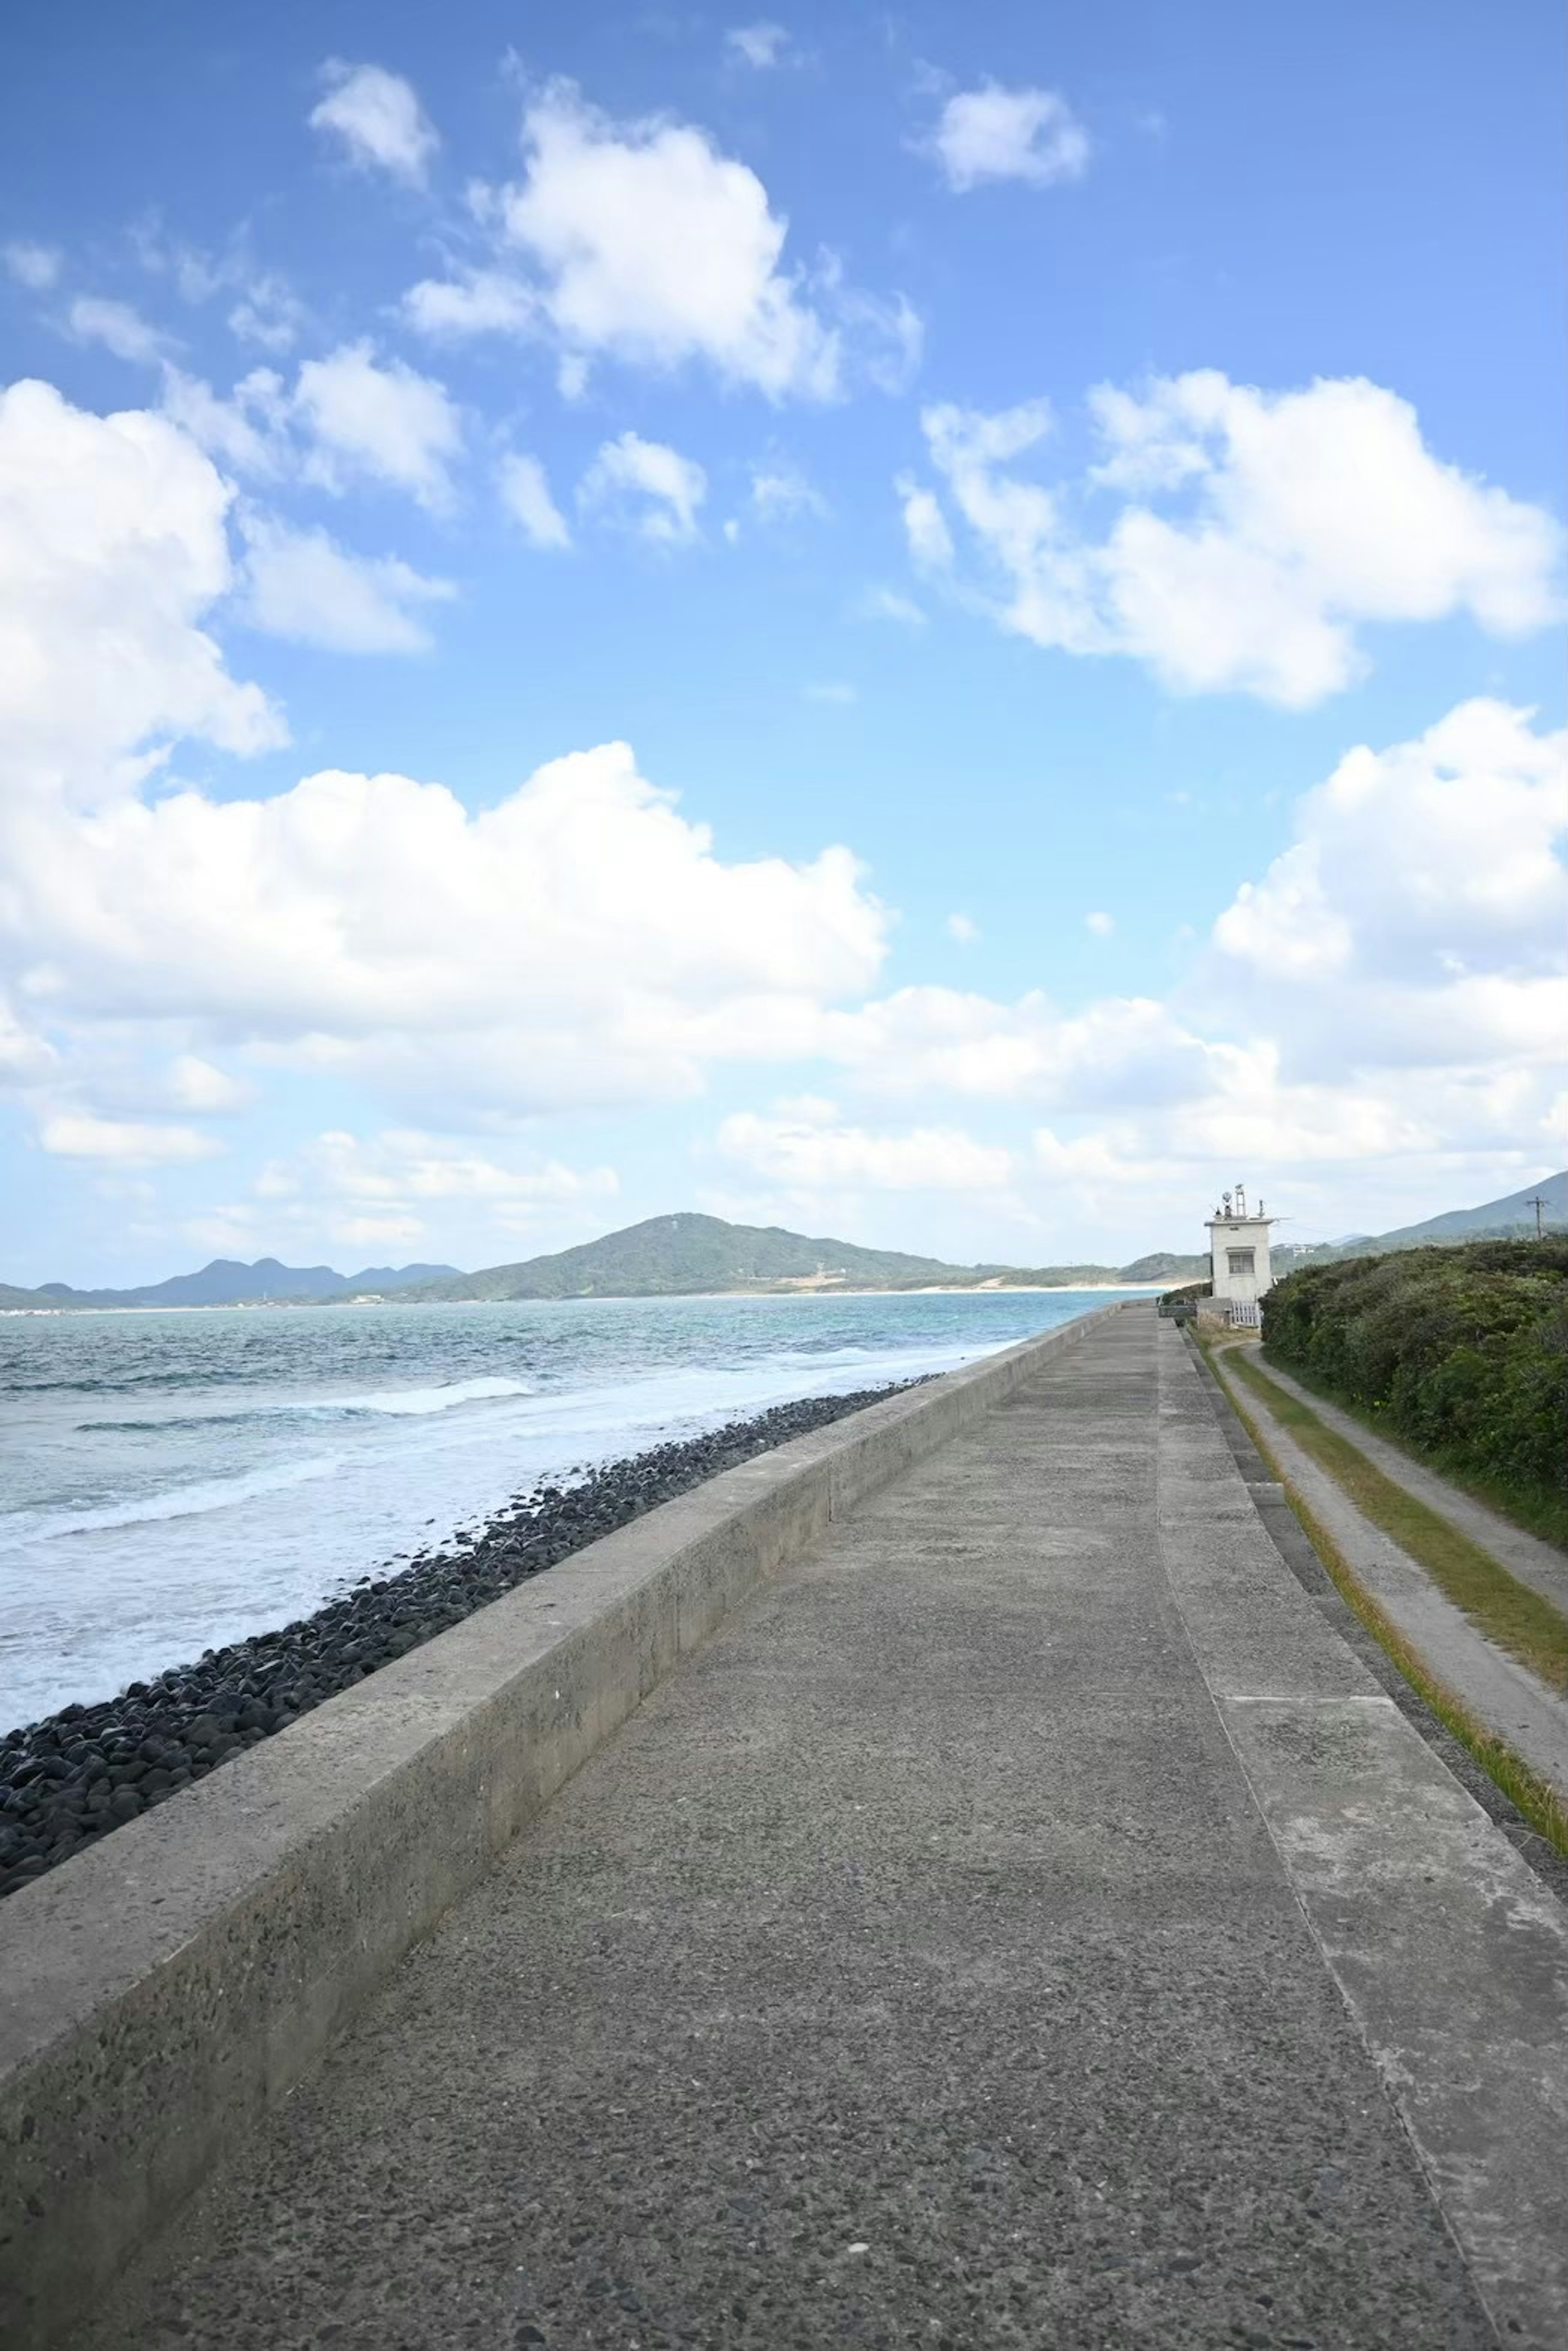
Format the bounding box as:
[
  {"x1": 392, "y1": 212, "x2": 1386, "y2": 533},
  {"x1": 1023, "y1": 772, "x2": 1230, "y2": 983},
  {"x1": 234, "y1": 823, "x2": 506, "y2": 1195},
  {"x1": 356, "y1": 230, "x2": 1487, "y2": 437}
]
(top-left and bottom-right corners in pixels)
[{"x1": 1525, "y1": 1192, "x2": 1548, "y2": 1240}]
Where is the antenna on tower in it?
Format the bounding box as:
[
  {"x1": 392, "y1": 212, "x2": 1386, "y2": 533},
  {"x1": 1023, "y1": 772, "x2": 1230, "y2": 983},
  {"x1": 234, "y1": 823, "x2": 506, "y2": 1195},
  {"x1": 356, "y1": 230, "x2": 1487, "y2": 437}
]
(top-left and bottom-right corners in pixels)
[{"x1": 1235, "y1": 1180, "x2": 1248, "y2": 1218}]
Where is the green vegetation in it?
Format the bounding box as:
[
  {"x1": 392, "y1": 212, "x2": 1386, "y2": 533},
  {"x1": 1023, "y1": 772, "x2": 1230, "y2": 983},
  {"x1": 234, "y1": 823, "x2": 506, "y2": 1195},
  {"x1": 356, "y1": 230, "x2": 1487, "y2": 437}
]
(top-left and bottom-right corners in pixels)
[
  {"x1": 1220, "y1": 1358, "x2": 1568, "y2": 1858},
  {"x1": 1212, "y1": 1352, "x2": 1568, "y2": 1861},
  {"x1": 407, "y1": 1213, "x2": 1207, "y2": 1302},
  {"x1": 1260, "y1": 1240, "x2": 1568, "y2": 1536},
  {"x1": 1224, "y1": 1347, "x2": 1568, "y2": 1694}
]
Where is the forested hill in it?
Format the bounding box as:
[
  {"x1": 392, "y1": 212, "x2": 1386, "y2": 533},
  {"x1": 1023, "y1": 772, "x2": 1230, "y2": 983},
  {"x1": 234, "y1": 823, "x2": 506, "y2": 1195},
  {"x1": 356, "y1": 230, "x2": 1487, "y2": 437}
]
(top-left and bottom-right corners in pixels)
[{"x1": 406, "y1": 1214, "x2": 1202, "y2": 1301}]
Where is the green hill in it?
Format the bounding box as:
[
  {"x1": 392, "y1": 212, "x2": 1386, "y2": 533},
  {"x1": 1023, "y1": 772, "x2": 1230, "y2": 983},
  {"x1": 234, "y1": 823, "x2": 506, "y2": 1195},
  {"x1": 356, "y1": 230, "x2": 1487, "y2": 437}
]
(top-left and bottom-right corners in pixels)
[
  {"x1": 1278, "y1": 1171, "x2": 1566, "y2": 1268},
  {"x1": 406, "y1": 1213, "x2": 1206, "y2": 1301}
]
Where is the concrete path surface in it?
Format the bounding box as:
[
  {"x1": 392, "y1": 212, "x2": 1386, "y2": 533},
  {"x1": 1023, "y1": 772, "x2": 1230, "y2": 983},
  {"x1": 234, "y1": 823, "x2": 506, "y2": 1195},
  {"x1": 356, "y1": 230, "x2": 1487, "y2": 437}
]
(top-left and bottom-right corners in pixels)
[
  {"x1": 78, "y1": 1309, "x2": 1568, "y2": 2351},
  {"x1": 1214, "y1": 1349, "x2": 1568, "y2": 1808},
  {"x1": 1235, "y1": 1351, "x2": 1568, "y2": 1615}
]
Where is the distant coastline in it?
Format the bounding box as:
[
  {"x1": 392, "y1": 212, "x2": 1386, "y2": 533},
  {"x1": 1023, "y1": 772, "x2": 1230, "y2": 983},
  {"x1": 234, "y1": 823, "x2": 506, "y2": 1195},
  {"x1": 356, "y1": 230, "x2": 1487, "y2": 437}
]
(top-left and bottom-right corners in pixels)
[{"x1": 0, "y1": 1280, "x2": 1174, "y2": 1318}]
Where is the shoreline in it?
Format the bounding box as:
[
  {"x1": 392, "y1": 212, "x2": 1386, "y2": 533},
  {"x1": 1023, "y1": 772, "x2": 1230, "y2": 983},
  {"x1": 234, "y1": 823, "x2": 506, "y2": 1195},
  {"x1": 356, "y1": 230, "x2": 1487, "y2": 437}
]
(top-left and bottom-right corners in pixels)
[
  {"x1": 0, "y1": 1281, "x2": 1175, "y2": 1318},
  {"x1": 0, "y1": 1379, "x2": 920, "y2": 1901}
]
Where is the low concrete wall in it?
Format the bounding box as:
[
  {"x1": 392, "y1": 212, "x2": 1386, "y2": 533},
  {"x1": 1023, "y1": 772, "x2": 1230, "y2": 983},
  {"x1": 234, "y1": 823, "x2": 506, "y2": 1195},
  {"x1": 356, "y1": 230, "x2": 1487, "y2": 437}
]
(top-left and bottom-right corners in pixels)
[{"x1": 0, "y1": 1304, "x2": 1116, "y2": 2348}]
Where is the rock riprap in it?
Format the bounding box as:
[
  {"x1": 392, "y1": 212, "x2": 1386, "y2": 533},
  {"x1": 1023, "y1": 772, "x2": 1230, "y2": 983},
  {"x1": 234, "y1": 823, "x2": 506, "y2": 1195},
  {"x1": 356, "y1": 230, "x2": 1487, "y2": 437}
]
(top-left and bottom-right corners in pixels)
[{"x1": 0, "y1": 1383, "x2": 917, "y2": 1902}]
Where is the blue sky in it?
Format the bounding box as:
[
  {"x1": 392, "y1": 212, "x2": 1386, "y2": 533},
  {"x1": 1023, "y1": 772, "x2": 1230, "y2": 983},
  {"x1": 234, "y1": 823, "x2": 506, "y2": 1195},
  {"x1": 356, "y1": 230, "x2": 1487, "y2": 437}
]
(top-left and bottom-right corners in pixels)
[{"x1": 1, "y1": 0, "x2": 1563, "y2": 1283}]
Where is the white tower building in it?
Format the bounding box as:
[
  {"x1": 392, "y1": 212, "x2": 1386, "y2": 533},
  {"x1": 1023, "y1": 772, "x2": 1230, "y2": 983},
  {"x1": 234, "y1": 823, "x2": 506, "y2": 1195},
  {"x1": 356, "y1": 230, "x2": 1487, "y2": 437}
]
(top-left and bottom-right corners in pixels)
[{"x1": 1206, "y1": 1182, "x2": 1277, "y2": 1326}]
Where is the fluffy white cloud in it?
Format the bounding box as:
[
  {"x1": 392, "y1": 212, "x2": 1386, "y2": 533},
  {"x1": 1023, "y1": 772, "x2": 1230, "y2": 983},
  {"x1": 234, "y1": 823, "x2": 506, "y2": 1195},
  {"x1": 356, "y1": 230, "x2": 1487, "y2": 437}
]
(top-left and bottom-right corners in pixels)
[
  {"x1": 748, "y1": 461, "x2": 826, "y2": 524},
  {"x1": 237, "y1": 515, "x2": 455, "y2": 653},
  {"x1": 725, "y1": 23, "x2": 791, "y2": 69},
  {"x1": 580, "y1": 432, "x2": 707, "y2": 543},
  {"x1": 403, "y1": 269, "x2": 537, "y2": 339},
  {"x1": 896, "y1": 473, "x2": 955, "y2": 570},
  {"x1": 909, "y1": 373, "x2": 1563, "y2": 704},
  {"x1": 256, "y1": 1128, "x2": 617, "y2": 1237},
  {"x1": 226, "y1": 273, "x2": 306, "y2": 354},
  {"x1": 4, "y1": 240, "x2": 62, "y2": 289},
  {"x1": 39, "y1": 1113, "x2": 221, "y2": 1164},
  {"x1": 66, "y1": 295, "x2": 171, "y2": 364},
  {"x1": 927, "y1": 84, "x2": 1090, "y2": 192},
  {"x1": 5, "y1": 743, "x2": 888, "y2": 1115},
  {"x1": 497, "y1": 450, "x2": 570, "y2": 549},
  {"x1": 0, "y1": 378, "x2": 283, "y2": 802},
  {"x1": 404, "y1": 82, "x2": 914, "y2": 400},
  {"x1": 158, "y1": 346, "x2": 462, "y2": 514},
  {"x1": 310, "y1": 62, "x2": 439, "y2": 187},
  {"x1": 1207, "y1": 699, "x2": 1568, "y2": 1071},
  {"x1": 718, "y1": 1106, "x2": 1014, "y2": 1191},
  {"x1": 292, "y1": 342, "x2": 463, "y2": 511},
  {"x1": 1085, "y1": 911, "x2": 1114, "y2": 937}
]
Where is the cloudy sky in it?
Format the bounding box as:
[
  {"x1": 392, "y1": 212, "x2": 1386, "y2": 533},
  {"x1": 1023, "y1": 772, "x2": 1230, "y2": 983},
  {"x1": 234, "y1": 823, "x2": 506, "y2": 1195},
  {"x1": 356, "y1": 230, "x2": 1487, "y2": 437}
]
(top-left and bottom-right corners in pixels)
[{"x1": 1, "y1": 0, "x2": 1563, "y2": 1283}]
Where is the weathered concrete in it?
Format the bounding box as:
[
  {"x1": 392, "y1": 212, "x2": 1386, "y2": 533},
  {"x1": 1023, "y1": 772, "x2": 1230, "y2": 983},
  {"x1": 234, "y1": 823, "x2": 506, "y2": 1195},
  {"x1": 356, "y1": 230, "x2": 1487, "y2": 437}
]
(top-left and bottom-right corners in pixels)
[
  {"x1": 1244, "y1": 1350, "x2": 1568, "y2": 1614},
  {"x1": 65, "y1": 1308, "x2": 1568, "y2": 2351},
  {"x1": 0, "y1": 1309, "x2": 1111, "y2": 2351},
  {"x1": 1214, "y1": 1348, "x2": 1568, "y2": 1807},
  {"x1": 1163, "y1": 1325, "x2": 1568, "y2": 2345}
]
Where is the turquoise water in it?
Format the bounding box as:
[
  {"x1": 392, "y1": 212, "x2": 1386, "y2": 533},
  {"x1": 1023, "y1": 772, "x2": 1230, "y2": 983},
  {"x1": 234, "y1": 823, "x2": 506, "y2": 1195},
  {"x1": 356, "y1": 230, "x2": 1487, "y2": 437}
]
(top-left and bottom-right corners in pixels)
[{"x1": 0, "y1": 1288, "x2": 1126, "y2": 1727}]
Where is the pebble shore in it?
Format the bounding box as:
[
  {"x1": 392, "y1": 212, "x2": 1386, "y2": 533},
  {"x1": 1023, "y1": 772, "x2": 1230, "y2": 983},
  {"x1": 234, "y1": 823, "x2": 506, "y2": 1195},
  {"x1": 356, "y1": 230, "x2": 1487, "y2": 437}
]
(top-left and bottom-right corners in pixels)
[{"x1": 0, "y1": 1381, "x2": 916, "y2": 1903}]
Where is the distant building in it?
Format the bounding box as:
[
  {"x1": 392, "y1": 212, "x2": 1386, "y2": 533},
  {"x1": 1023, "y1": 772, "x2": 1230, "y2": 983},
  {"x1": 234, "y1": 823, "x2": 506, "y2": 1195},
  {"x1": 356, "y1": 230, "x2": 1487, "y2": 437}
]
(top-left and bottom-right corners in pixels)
[{"x1": 1206, "y1": 1183, "x2": 1277, "y2": 1327}]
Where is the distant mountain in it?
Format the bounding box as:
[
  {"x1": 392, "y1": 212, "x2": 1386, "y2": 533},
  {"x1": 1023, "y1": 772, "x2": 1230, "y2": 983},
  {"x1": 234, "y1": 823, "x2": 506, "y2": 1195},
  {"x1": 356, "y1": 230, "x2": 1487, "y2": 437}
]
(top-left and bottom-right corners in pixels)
[
  {"x1": 405, "y1": 1213, "x2": 1207, "y2": 1302},
  {"x1": 1365, "y1": 1171, "x2": 1566, "y2": 1249},
  {"x1": 1276, "y1": 1172, "x2": 1567, "y2": 1267},
  {"x1": 14, "y1": 1257, "x2": 462, "y2": 1310}
]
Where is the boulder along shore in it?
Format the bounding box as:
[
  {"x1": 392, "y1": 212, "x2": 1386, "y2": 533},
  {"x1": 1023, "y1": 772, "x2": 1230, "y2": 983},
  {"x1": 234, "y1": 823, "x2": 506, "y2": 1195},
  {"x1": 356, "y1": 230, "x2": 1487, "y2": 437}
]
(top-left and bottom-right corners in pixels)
[{"x1": 0, "y1": 1381, "x2": 919, "y2": 1902}]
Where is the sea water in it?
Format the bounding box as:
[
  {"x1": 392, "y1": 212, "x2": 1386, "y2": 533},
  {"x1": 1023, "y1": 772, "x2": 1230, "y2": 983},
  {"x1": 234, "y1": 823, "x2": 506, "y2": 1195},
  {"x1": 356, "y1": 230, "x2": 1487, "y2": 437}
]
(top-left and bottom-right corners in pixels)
[{"x1": 0, "y1": 1288, "x2": 1126, "y2": 1729}]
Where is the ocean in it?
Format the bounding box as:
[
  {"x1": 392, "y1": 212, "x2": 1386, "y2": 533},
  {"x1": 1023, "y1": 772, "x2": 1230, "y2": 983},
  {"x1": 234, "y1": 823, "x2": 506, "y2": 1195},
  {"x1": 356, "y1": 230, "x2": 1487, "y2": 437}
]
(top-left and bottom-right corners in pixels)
[{"x1": 0, "y1": 1287, "x2": 1124, "y2": 1730}]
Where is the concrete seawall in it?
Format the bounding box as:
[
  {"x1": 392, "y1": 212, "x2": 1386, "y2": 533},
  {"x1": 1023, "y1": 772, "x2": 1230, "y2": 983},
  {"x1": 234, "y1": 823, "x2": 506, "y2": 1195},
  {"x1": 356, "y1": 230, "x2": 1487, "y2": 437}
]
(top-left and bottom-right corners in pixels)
[{"x1": 0, "y1": 1305, "x2": 1114, "y2": 2351}]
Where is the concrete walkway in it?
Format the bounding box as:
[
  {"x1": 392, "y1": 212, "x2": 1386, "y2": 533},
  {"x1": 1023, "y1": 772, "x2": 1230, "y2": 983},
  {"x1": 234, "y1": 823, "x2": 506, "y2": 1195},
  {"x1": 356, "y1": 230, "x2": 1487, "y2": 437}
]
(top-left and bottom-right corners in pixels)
[
  {"x1": 1214, "y1": 1349, "x2": 1568, "y2": 1807},
  {"x1": 1235, "y1": 1350, "x2": 1568, "y2": 1615},
  {"x1": 79, "y1": 1310, "x2": 1568, "y2": 2351}
]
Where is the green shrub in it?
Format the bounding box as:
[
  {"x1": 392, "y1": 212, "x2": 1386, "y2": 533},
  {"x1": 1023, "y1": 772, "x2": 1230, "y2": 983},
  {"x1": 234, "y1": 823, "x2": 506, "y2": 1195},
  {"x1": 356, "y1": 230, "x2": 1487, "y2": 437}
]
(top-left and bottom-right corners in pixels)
[{"x1": 1261, "y1": 1239, "x2": 1568, "y2": 1499}]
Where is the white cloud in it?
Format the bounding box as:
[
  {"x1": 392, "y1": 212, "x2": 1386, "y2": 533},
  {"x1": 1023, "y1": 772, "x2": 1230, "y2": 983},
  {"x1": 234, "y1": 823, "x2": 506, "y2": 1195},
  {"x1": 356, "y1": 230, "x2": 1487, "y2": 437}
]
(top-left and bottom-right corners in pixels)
[
  {"x1": 39, "y1": 1113, "x2": 221, "y2": 1164},
  {"x1": 855, "y1": 585, "x2": 926, "y2": 626},
  {"x1": 403, "y1": 82, "x2": 913, "y2": 400},
  {"x1": 227, "y1": 273, "x2": 306, "y2": 353},
  {"x1": 725, "y1": 23, "x2": 791, "y2": 69},
  {"x1": 403, "y1": 269, "x2": 537, "y2": 339},
  {"x1": 310, "y1": 61, "x2": 439, "y2": 187},
  {"x1": 1085, "y1": 910, "x2": 1114, "y2": 937},
  {"x1": 4, "y1": 741, "x2": 888, "y2": 1117},
  {"x1": 292, "y1": 342, "x2": 463, "y2": 512},
  {"x1": 927, "y1": 83, "x2": 1091, "y2": 192},
  {"x1": 749, "y1": 461, "x2": 826, "y2": 523},
  {"x1": 910, "y1": 373, "x2": 1563, "y2": 705},
  {"x1": 257, "y1": 1128, "x2": 617, "y2": 1231},
  {"x1": 717, "y1": 1106, "x2": 1013, "y2": 1191},
  {"x1": 159, "y1": 365, "x2": 289, "y2": 475},
  {"x1": 66, "y1": 296, "x2": 171, "y2": 365},
  {"x1": 802, "y1": 682, "x2": 856, "y2": 704},
  {"x1": 0, "y1": 377, "x2": 283, "y2": 803},
  {"x1": 896, "y1": 473, "x2": 954, "y2": 570},
  {"x1": 238, "y1": 514, "x2": 455, "y2": 654},
  {"x1": 947, "y1": 912, "x2": 978, "y2": 944},
  {"x1": 580, "y1": 431, "x2": 707, "y2": 543},
  {"x1": 1206, "y1": 698, "x2": 1568, "y2": 1070},
  {"x1": 167, "y1": 1054, "x2": 251, "y2": 1112},
  {"x1": 4, "y1": 240, "x2": 61, "y2": 290},
  {"x1": 497, "y1": 450, "x2": 570, "y2": 549}
]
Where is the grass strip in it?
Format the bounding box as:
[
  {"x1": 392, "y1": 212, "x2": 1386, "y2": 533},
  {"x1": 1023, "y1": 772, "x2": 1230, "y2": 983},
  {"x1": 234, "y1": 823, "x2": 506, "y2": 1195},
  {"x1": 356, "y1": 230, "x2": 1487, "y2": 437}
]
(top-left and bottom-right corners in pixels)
[
  {"x1": 1207, "y1": 1345, "x2": 1568, "y2": 1862},
  {"x1": 1221, "y1": 1346, "x2": 1568, "y2": 1695},
  {"x1": 1259, "y1": 1349, "x2": 1568, "y2": 1555}
]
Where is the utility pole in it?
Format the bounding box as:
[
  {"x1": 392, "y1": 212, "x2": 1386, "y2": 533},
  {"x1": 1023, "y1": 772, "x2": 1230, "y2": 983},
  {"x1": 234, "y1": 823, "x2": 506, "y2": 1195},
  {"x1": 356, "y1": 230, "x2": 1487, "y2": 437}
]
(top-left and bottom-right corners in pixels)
[{"x1": 1525, "y1": 1192, "x2": 1548, "y2": 1240}]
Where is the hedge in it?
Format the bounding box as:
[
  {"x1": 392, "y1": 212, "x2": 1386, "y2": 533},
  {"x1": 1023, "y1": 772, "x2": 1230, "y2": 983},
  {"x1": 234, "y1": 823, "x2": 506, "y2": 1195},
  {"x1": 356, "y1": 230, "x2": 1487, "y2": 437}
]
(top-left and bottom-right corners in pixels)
[{"x1": 1260, "y1": 1239, "x2": 1568, "y2": 1500}]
